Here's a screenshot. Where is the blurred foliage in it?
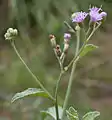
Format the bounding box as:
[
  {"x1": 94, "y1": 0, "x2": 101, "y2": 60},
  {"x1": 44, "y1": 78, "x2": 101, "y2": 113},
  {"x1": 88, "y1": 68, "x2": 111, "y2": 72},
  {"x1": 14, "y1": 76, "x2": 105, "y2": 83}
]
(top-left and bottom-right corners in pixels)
[{"x1": 0, "y1": 0, "x2": 112, "y2": 120}]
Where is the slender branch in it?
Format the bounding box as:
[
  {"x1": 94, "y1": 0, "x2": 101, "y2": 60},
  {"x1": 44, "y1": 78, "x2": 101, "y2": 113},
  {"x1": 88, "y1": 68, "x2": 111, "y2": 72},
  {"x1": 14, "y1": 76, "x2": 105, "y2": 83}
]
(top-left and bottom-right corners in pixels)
[
  {"x1": 53, "y1": 48, "x2": 65, "y2": 120},
  {"x1": 55, "y1": 72, "x2": 64, "y2": 100},
  {"x1": 54, "y1": 49, "x2": 63, "y2": 71},
  {"x1": 86, "y1": 27, "x2": 91, "y2": 36},
  {"x1": 11, "y1": 41, "x2": 55, "y2": 101},
  {"x1": 55, "y1": 103, "x2": 59, "y2": 120},
  {"x1": 64, "y1": 21, "x2": 76, "y2": 33},
  {"x1": 55, "y1": 71, "x2": 64, "y2": 120},
  {"x1": 61, "y1": 25, "x2": 80, "y2": 120}
]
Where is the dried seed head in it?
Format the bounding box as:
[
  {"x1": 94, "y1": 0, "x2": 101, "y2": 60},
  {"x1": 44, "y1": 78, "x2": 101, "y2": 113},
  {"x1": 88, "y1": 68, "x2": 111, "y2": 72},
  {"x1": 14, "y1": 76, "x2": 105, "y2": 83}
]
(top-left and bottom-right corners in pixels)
[
  {"x1": 49, "y1": 34, "x2": 56, "y2": 48},
  {"x1": 56, "y1": 45, "x2": 62, "y2": 57}
]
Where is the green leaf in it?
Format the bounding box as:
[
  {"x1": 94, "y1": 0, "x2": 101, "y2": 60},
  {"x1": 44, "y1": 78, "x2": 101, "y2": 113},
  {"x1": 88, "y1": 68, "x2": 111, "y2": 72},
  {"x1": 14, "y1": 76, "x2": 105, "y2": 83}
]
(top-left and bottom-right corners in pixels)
[
  {"x1": 80, "y1": 44, "x2": 98, "y2": 57},
  {"x1": 41, "y1": 106, "x2": 63, "y2": 120},
  {"x1": 66, "y1": 107, "x2": 79, "y2": 120},
  {"x1": 82, "y1": 111, "x2": 100, "y2": 120},
  {"x1": 11, "y1": 88, "x2": 50, "y2": 103}
]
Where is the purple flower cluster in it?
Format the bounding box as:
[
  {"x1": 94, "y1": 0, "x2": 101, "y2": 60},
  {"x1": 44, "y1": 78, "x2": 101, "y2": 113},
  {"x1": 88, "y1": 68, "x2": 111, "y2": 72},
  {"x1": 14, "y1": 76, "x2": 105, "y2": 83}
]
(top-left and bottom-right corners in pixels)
[
  {"x1": 72, "y1": 12, "x2": 88, "y2": 23},
  {"x1": 72, "y1": 6, "x2": 107, "y2": 23},
  {"x1": 89, "y1": 7, "x2": 107, "y2": 22}
]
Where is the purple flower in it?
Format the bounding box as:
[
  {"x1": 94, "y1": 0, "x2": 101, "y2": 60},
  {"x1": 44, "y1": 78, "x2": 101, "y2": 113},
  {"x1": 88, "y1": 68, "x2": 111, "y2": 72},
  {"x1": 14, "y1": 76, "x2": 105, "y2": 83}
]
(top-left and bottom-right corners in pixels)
[
  {"x1": 89, "y1": 7, "x2": 101, "y2": 13},
  {"x1": 72, "y1": 12, "x2": 88, "y2": 23},
  {"x1": 100, "y1": 12, "x2": 107, "y2": 17},
  {"x1": 64, "y1": 33, "x2": 71, "y2": 39},
  {"x1": 64, "y1": 33, "x2": 71, "y2": 43},
  {"x1": 89, "y1": 6, "x2": 107, "y2": 22}
]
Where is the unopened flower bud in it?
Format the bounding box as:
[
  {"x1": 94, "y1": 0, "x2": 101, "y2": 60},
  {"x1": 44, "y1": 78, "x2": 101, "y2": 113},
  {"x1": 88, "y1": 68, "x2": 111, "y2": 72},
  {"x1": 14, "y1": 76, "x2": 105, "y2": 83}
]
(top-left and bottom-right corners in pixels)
[
  {"x1": 75, "y1": 25, "x2": 80, "y2": 31},
  {"x1": 7, "y1": 28, "x2": 13, "y2": 34},
  {"x1": 49, "y1": 34, "x2": 56, "y2": 48},
  {"x1": 4, "y1": 33, "x2": 12, "y2": 40},
  {"x1": 64, "y1": 33, "x2": 71, "y2": 44},
  {"x1": 13, "y1": 29, "x2": 18, "y2": 36},
  {"x1": 55, "y1": 45, "x2": 62, "y2": 57},
  {"x1": 63, "y1": 43, "x2": 69, "y2": 53},
  {"x1": 4, "y1": 28, "x2": 18, "y2": 41}
]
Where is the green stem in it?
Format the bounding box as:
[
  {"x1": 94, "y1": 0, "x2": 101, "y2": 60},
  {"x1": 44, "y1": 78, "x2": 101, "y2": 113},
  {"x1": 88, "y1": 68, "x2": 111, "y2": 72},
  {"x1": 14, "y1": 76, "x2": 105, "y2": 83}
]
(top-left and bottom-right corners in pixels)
[
  {"x1": 64, "y1": 21, "x2": 75, "y2": 33},
  {"x1": 53, "y1": 48, "x2": 64, "y2": 120},
  {"x1": 55, "y1": 72, "x2": 64, "y2": 120},
  {"x1": 55, "y1": 72, "x2": 64, "y2": 100},
  {"x1": 61, "y1": 26, "x2": 80, "y2": 120},
  {"x1": 11, "y1": 41, "x2": 55, "y2": 101},
  {"x1": 54, "y1": 49, "x2": 63, "y2": 71},
  {"x1": 55, "y1": 103, "x2": 59, "y2": 120},
  {"x1": 86, "y1": 27, "x2": 91, "y2": 37}
]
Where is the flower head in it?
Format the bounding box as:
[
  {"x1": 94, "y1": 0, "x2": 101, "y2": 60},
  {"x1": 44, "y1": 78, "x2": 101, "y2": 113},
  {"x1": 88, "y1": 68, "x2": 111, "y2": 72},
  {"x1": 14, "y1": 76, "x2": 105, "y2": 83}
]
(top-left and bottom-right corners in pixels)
[
  {"x1": 72, "y1": 12, "x2": 88, "y2": 23},
  {"x1": 64, "y1": 33, "x2": 71, "y2": 39},
  {"x1": 89, "y1": 6, "x2": 107, "y2": 22},
  {"x1": 55, "y1": 45, "x2": 62, "y2": 57},
  {"x1": 64, "y1": 33, "x2": 71, "y2": 43},
  {"x1": 49, "y1": 34, "x2": 56, "y2": 48},
  {"x1": 4, "y1": 28, "x2": 18, "y2": 40}
]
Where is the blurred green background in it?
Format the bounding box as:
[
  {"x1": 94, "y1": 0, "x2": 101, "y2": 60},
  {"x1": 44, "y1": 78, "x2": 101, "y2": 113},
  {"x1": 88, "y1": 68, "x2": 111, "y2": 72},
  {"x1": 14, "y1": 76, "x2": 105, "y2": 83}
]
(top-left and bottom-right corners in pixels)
[{"x1": 0, "y1": 0, "x2": 112, "y2": 120}]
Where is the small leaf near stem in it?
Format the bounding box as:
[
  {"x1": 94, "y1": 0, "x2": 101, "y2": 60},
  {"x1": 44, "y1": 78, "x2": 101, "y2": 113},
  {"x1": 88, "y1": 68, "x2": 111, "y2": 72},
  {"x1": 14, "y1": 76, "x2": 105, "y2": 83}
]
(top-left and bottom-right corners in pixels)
[
  {"x1": 41, "y1": 106, "x2": 63, "y2": 120},
  {"x1": 82, "y1": 111, "x2": 100, "y2": 120},
  {"x1": 11, "y1": 88, "x2": 50, "y2": 103},
  {"x1": 66, "y1": 107, "x2": 79, "y2": 120},
  {"x1": 11, "y1": 41, "x2": 55, "y2": 101},
  {"x1": 79, "y1": 44, "x2": 98, "y2": 57}
]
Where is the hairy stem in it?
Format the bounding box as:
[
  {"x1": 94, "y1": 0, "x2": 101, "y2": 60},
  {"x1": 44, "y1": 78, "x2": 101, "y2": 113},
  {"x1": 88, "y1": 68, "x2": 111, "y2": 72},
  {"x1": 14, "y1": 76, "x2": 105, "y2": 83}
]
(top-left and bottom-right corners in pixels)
[
  {"x1": 61, "y1": 26, "x2": 80, "y2": 120},
  {"x1": 11, "y1": 41, "x2": 54, "y2": 101},
  {"x1": 55, "y1": 71, "x2": 64, "y2": 120}
]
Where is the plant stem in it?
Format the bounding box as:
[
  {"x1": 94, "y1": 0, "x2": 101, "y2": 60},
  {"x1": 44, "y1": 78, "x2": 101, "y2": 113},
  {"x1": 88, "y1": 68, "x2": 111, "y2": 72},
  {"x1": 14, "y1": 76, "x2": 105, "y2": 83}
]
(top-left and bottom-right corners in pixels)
[
  {"x1": 53, "y1": 47, "x2": 65, "y2": 120},
  {"x1": 11, "y1": 41, "x2": 55, "y2": 101},
  {"x1": 54, "y1": 49, "x2": 63, "y2": 71},
  {"x1": 61, "y1": 26, "x2": 80, "y2": 120},
  {"x1": 64, "y1": 21, "x2": 76, "y2": 33},
  {"x1": 55, "y1": 72, "x2": 64, "y2": 101},
  {"x1": 86, "y1": 27, "x2": 91, "y2": 36},
  {"x1": 54, "y1": 71, "x2": 64, "y2": 120}
]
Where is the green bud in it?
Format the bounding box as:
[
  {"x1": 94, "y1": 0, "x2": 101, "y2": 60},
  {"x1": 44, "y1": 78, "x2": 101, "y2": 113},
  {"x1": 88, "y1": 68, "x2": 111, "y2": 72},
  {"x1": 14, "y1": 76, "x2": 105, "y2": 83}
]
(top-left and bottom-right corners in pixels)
[
  {"x1": 4, "y1": 28, "x2": 18, "y2": 41},
  {"x1": 7, "y1": 28, "x2": 13, "y2": 34},
  {"x1": 75, "y1": 25, "x2": 80, "y2": 31},
  {"x1": 13, "y1": 29, "x2": 18, "y2": 36}
]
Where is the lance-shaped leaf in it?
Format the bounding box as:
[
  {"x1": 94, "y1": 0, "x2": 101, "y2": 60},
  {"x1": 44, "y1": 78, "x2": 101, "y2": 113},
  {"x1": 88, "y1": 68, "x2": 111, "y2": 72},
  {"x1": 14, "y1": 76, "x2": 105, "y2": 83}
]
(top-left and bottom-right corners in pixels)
[
  {"x1": 80, "y1": 44, "x2": 98, "y2": 57},
  {"x1": 41, "y1": 106, "x2": 63, "y2": 120},
  {"x1": 82, "y1": 111, "x2": 100, "y2": 120},
  {"x1": 11, "y1": 88, "x2": 50, "y2": 103},
  {"x1": 66, "y1": 107, "x2": 79, "y2": 120}
]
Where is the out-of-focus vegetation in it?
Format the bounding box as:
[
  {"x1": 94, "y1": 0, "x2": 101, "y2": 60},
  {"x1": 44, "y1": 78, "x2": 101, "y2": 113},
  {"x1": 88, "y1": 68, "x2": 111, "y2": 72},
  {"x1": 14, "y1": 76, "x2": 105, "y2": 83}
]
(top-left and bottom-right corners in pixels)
[{"x1": 0, "y1": 0, "x2": 112, "y2": 120}]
